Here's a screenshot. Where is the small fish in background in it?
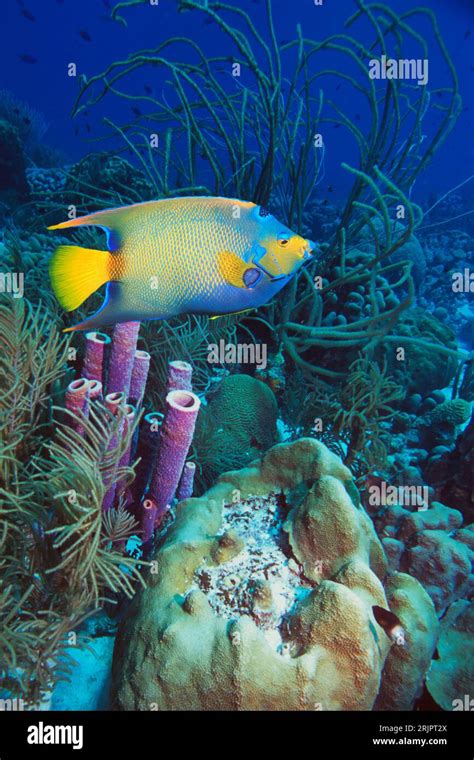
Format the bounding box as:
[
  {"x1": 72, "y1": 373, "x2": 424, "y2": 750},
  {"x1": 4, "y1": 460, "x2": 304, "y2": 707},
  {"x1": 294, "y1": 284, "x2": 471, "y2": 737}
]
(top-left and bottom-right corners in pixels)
[
  {"x1": 144, "y1": 85, "x2": 153, "y2": 95},
  {"x1": 464, "y1": 29, "x2": 471, "y2": 40},
  {"x1": 333, "y1": 123, "x2": 341, "y2": 129},
  {"x1": 355, "y1": 113, "x2": 361, "y2": 121},
  {"x1": 47, "y1": 197, "x2": 316, "y2": 331},
  {"x1": 20, "y1": 8, "x2": 36, "y2": 21},
  {"x1": 327, "y1": 185, "x2": 334, "y2": 193},
  {"x1": 373, "y1": 605, "x2": 405, "y2": 645},
  {"x1": 79, "y1": 29, "x2": 92, "y2": 42},
  {"x1": 19, "y1": 53, "x2": 38, "y2": 64},
  {"x1": 85, "y1": 123, "x2": 91, "y2": 133},
  {"x1": 131, "y1": 106, "x2": 142, "y2": 117}
]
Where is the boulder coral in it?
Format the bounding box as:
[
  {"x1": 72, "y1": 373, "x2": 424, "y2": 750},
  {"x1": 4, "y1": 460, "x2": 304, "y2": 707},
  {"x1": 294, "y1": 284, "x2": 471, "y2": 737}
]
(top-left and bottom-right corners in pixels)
[
  {"x1": 374, "y1": 573, "x2": 439, "y2": 710},
  {"x1": 375, "y1": 501, "x2": 473, "y2": 612},
  {"x1": 426, "y1": 600, "x2": 474, "y2": 711},
  {"x1": 111, "y1": 438, "x2": 436, "y2": 711}
]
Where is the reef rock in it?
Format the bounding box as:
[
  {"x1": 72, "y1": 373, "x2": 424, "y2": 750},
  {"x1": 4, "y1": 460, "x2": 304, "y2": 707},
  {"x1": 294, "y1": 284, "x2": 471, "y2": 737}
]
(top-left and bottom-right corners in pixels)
[
  {"x1": 376, "y1": 502, "x2": 473, "y2": 612},
  {"x1": 111, "y1": 438, "x2": 436, "y2": 711},
  {"x1": 374, "y1": 573, "x2": 439, "y2": 710},
  {"x1": 0, "y1": 118, "x2": 29, "y2": 205},
  {"x1": 426, "y1": 600, "x2": 474, "y2": 711}
]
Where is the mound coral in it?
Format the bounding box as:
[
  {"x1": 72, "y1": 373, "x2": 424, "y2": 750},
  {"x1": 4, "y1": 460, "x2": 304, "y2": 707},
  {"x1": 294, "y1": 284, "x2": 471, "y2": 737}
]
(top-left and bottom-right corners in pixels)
[
  {"x1": 426, "y1": 600, "x2": 474, "y2": 711},
  {"x1": 375, "y1": 501, "x2": 473, "y2": 612},
  {"x1": 374, "y1": 573, "x2": 439, "y2": 710},
  {"x1": 194, "y1": 374, "x2": 279, "y2": 484},
  {"x1": 111, "y1": 438, "x2": 437, "y2": 711}
]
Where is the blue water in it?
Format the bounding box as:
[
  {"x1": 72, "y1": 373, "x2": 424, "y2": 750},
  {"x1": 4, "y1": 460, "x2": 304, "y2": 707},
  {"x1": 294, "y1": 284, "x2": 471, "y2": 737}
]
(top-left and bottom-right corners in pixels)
[{"x1": 2, "y1": 0, "x2": 473, "y2": 208}]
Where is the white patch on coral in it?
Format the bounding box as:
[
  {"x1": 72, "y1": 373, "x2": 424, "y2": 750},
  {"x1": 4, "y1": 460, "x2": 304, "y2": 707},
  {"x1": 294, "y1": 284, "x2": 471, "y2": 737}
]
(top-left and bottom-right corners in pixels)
[{"x1": 193, "y1": 493, "x2": 313, "y2": 654}]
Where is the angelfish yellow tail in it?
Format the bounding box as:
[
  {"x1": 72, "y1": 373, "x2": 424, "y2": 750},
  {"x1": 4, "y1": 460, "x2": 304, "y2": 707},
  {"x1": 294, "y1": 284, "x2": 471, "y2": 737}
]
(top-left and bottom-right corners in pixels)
[{"x1": 49, "y1": 245, "x2": 111, "y2": 311}]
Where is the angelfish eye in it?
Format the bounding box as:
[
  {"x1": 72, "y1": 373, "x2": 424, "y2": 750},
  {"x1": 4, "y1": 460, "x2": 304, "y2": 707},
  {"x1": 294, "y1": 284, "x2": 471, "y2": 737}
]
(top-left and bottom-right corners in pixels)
[{"x1": 278, "y1": 235, "x2": 290, "y2": 247}]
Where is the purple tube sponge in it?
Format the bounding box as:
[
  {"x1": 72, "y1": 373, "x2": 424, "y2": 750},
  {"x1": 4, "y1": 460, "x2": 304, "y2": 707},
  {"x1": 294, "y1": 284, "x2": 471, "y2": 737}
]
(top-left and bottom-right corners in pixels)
[
  {"x1": 102, "y1": 391, "x2": 126, "y2": 512},
  {"x1": 65, "y1": 378, "x2": 90, "y2": 434},
  {"x1": 107, "y1": 322, "x2": 141, "y2": 397},
  {"x1": 131, "y1": 411, "x2": 164, "y2": 504},
  {"x1": 167, "y1": 360, "x2": 193, "y2": 393},
  {"x1": 83, "y1": 331, "x2": 111, "y2": 384},
  {"x1": 139, "y1": 498, "x2": 157, "y2": 546},
  {"x1": 88, "y1": 379, "x2": 103, "y2": 401},
  {"x1": 177, "y1": 461, "x2": 196, "y2": 501},
  {"x1": 129, "y1": 349, "x2": 151, "y2": 406},
  {"x1": 114, "y1": 403, "x2": 136, "y2": 506},
  {"x1": 149, "y1": 390, "x2": 201, "y2": 525}
]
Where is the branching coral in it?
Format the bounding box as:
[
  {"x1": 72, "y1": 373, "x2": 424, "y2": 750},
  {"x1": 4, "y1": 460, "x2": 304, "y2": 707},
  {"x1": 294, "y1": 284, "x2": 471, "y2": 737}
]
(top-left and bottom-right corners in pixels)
[{"x1": 281, "y1": 355, "x2": 404, "y2": 479}]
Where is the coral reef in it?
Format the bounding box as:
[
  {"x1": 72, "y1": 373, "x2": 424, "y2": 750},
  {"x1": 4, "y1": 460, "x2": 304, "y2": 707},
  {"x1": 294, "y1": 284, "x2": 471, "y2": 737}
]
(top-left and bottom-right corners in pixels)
[
  {"x1": 426, "y1": 600, "x2": 474, "y2": 711},
  {"x1": 194, "y1": 374, "x2": 279, "y2": 484},
  {"x1": 62, "y1": 154, "x2": 154, "y2": 214},
  {"x1": 374, "y1": 573, "x2": 439, "y2": 710},
  {"x1": 383, "y1": 309, "x2": 459, "y2": 395},
  {"x1": 111, "y1": 438, "x2": 436, "y2": 711},
  {"x1": 374, "y1": 501, "x2": 473, "y2": 613},
  {"x1": 0, "y1": 299, "x2": 146, "y2": 704},
  {"x1": 0, "y1": 119, "x2": 29, "y2": 205}
]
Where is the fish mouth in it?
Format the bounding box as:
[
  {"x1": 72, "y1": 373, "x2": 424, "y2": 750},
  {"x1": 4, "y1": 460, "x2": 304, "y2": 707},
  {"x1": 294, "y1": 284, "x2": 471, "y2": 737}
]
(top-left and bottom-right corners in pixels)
[{"x1": 302, "y1": 239, "x2": 317, "y2": 259}]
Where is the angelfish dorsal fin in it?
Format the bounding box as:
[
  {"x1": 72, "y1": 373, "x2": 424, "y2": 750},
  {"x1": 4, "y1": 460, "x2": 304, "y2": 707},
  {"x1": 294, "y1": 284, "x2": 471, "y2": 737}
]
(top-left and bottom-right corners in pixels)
[{"x1": 47, "y1": 202, "x2": 157, "y2": 249}]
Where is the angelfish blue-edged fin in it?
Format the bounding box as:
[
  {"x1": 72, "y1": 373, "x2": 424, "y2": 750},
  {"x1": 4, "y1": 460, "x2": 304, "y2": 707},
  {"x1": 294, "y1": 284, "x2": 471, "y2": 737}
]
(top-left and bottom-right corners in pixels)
[{"x1": 63, "y1": 282, "x2": 124, "y2": 332}]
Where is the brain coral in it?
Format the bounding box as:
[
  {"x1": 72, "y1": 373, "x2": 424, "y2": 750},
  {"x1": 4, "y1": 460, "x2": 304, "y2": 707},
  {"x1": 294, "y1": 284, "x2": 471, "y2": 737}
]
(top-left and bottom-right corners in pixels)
[
  {"x1": 194, "y1": 374, "x2": 279, "y2": 483},
  {"x1": 430, "y1": 399, "x2": 472, "y2": 427},
  {"x1": 384, "y1": 309, "x2": 458, "y2": 395},
  {"x1": 111, "y1": 438, "x2": 437, "y2": 711}
]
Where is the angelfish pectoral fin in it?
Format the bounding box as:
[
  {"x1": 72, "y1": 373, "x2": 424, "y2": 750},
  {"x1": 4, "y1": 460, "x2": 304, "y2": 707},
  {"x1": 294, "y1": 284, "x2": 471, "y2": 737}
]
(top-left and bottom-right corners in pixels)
[
  {"x1": 217, "y1": 250, "x2": 264, "y2": 290},
  {"x1": 210, "y1": 307, "x2": 255, "y2": 321}
]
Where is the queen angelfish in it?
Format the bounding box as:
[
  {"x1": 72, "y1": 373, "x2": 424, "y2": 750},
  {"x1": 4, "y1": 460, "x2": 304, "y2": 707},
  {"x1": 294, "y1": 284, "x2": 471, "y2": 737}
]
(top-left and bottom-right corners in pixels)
[{"x1": 48, "y1": 196, "x2": 316, "y2": 331}]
